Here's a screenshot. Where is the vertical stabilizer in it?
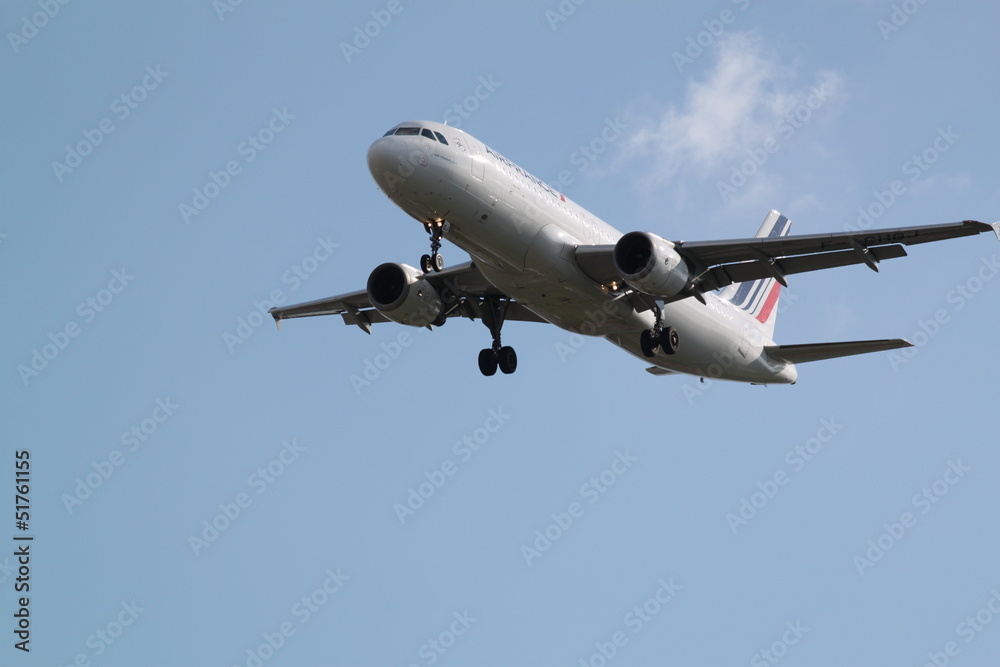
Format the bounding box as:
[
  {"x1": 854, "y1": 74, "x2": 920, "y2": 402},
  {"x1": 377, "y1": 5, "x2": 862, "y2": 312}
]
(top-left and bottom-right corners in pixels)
[{"x1": 720, "y1": 210, "x2": 791, "y2": 339}]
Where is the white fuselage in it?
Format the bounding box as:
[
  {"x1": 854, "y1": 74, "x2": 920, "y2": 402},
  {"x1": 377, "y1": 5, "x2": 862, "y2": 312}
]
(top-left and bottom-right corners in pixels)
[{"x1": 366, "y1": 121, "x2": 797, "y2": 384}]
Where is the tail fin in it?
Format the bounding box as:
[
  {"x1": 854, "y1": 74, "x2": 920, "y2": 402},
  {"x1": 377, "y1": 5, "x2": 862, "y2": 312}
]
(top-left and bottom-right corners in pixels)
[{"x1": 720, "y1": 210, "x2": 791, "y2": 339}]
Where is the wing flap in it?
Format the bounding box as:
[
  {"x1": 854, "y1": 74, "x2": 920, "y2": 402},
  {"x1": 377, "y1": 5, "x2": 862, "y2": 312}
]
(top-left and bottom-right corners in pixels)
[
  {"x1": 764, "y1": 339, "x2": 912, "y2": 364},
  {"x1": 573, "y1": 219, "x2": 995, "y2": 297},
  {"x1": 677, "y1": 219, "x2": 995, "y2": 268},
  {"x1": 705, "y1": 244, "x2": 908, "y2": 290}
]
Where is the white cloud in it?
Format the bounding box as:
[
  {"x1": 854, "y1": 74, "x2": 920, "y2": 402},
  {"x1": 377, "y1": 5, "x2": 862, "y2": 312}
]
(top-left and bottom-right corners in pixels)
[
  {"x1": 623, "y1": 32, "x2": 845, "y2": 193},
  {"x1": 909, "y1": 172, "x2": 972, "y2": 197}
]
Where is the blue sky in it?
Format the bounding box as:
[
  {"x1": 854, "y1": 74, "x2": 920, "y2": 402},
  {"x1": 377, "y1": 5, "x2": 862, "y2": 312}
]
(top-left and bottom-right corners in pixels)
[{"x1": 4, "y1": 1, "x2": 1000, "y2": 665}]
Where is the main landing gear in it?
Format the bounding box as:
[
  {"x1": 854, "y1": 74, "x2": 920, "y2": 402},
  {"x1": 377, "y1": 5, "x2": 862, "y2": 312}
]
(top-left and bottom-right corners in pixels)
[
  {"x1": 640, "y1": 303, "x2": 679, "y2": 358},
  {"x1": 420, "y1": 221, "x2": 445, "y2": 273},
  {"x1": 477, "y1": 297, "x2": 517, "y2": 376}
]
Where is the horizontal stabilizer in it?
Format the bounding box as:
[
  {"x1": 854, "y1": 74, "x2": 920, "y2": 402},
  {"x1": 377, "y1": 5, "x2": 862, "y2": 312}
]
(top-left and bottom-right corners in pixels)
[{"x1": 764, "y1": 339, "x2": 912, "y2": 364}]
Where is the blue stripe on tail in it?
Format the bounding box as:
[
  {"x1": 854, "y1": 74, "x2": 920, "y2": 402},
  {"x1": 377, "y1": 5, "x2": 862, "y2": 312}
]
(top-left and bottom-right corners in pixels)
[{"x1": 725, "y1": 210, "x2": 791, "y2": 338}]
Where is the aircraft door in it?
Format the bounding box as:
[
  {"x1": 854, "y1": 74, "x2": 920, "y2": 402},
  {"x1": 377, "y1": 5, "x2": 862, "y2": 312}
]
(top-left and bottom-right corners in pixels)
[{"x1": 468, "y1": 138, "x2": 486, "y2": 181}]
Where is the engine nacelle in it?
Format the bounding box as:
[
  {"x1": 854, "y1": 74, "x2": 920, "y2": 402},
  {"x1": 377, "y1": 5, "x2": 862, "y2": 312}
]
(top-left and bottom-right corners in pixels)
[
  {"x1": 366, "y1": 263, "x2": 444, "y2": 327},
  {"x1": 613, "y1": 231, "x2": 691, "y2": 298}
]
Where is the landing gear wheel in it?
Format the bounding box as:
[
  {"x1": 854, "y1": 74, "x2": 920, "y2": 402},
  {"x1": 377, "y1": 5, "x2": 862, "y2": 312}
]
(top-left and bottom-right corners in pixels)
[
  {"x1": 659, "y1": 327, "x2": 679, "y2": 355},
  {"x1": 640, "y1": 329, "x2": 658, "y2": 358},
  {"x1": 478, "y1": 349, "x2": 498, "y2": 376},
  {"x1": 497, "y1": 346, "x2": 517, "y2": 374},
  {"x1": 477, "y1": 297, "x2": 517, "y2": 376},
  {"x1": 421, "y1": 221, "x2": 446, "y2": 273}
]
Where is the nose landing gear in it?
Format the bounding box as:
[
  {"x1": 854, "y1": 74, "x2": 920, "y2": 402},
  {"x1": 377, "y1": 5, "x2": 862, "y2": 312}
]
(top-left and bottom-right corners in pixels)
[{"x1": 420, "y1": 221, "x2": 446, "y2": 273}]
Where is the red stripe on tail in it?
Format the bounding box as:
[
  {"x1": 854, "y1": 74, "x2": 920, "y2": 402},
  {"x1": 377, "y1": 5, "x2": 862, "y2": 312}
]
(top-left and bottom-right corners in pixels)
[{"x1": 755, "y1": 282, "x2": 781, "y2": 324}]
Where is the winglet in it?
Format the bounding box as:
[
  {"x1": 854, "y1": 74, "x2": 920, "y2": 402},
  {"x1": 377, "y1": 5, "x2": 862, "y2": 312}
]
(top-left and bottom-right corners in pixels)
[
  {"x1": 991, "y1": 221, "x2": 1000, "y2": 242},
  {"x1": 269, "y1": 308, "x2": 282, "y2": 331}
]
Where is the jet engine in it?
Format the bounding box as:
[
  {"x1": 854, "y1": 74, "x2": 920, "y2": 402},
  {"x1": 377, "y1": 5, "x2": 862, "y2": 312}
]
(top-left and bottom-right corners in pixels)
[
  {"x1": 366, "y1": 262, "x2": 445, "y2": 327},
  {"x1": 613, "y1": 231, "x2": 691, "y2": 298}
]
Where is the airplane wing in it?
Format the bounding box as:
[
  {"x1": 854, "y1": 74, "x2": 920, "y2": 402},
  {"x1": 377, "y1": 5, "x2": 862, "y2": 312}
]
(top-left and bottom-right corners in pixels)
[
  {"x1": 575, "y1": 220, "x2": 1000, "y2": 294},
  {"x1": 268, "y1": 261, "x2": 546, "y2": 333}
]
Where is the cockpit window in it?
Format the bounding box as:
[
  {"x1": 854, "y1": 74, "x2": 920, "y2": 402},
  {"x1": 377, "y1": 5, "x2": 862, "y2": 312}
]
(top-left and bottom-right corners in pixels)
[{"x1": 389, "y1": 126, "x2": 449, "y2": 145}]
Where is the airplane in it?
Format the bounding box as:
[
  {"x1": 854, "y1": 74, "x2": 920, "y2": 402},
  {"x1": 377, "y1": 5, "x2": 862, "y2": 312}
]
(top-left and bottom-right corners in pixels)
[{"x1": 269, "y1": 120, "x2": 999, "y2": 384}]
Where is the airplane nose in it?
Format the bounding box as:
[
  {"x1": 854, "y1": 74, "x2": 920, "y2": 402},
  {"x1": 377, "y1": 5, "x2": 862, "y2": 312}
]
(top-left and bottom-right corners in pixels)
[{"x1": 367, "y1": 138, "x2": 402, "y2": 188}]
